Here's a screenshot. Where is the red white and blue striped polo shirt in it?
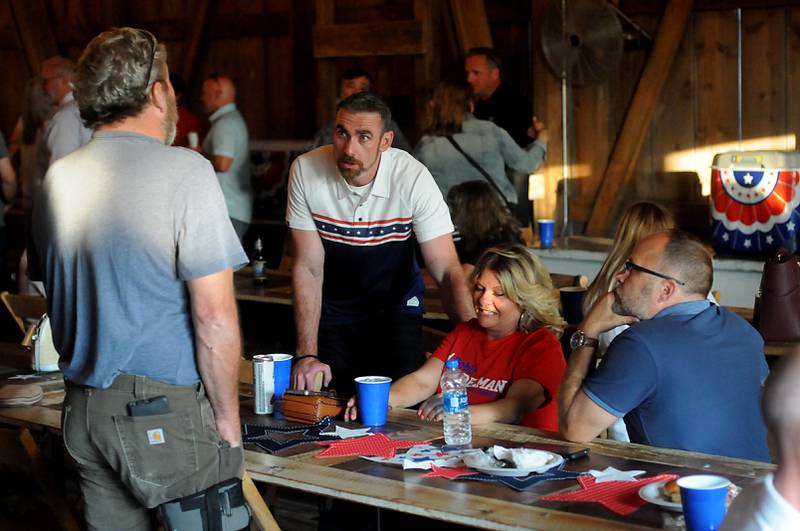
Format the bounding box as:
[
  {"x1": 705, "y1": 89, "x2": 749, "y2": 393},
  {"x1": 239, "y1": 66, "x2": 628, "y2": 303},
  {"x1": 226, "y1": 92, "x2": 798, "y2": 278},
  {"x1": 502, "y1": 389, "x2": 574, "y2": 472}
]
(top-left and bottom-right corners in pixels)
[{"x1": 286, "y1": 146, "x2": 454, "y2": 322}]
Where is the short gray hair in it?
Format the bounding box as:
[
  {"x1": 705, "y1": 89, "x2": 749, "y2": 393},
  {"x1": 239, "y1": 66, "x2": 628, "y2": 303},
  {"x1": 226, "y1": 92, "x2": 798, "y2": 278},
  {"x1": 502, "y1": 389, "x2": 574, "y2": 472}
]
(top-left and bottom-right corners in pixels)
[
  {"x1": 73, "y1": 27, "x2": 167, "y2": 128},
  {"x1": 660, "y1": 229, "x2": 713, "y2": 296}
]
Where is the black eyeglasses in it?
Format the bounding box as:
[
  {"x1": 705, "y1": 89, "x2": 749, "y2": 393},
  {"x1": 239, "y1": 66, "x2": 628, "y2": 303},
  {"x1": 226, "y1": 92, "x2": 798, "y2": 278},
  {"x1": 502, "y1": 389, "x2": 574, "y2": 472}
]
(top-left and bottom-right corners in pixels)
[
  {"x1": 623, "y1": 259, "x2": 685, "y2": 286},
  {"x1": 139, "y1": 34, "x2": 157, "y2": 96}
]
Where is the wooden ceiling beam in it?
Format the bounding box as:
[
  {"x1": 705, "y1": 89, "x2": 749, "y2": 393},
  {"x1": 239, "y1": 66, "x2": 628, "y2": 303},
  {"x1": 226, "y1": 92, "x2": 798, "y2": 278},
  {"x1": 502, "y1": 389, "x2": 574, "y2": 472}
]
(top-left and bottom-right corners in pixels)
[
  {"x1": 620, "y1": 0, "x2": 800, "y2": 13},
  {"x1": 585, "y1": 0, "x2": 695, "y2": 236},
  {"x1": 9, "y1": 0, "x2": 59, "y2": 74},
  {"x1": 313, "y1": 21, "x2": 425, "y2": 57}
]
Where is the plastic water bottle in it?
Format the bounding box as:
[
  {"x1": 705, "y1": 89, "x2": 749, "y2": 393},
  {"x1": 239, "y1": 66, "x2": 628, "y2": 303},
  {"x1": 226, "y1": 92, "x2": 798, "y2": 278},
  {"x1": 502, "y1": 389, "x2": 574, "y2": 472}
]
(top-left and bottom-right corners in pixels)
[{"x1": 441, "y1": 358, "x2": 472, "y2": 446}]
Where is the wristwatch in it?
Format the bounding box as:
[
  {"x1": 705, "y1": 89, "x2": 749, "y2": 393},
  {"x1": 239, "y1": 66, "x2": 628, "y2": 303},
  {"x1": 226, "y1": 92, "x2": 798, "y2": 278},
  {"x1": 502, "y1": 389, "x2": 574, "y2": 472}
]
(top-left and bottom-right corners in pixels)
[{"x1": 569, "y1": 329, "x2": 598, "y2": 350}]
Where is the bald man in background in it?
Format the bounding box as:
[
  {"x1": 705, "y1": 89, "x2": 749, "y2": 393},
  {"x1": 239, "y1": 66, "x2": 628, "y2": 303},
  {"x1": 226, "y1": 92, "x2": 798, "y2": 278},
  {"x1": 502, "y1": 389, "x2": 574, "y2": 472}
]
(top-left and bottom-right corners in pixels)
[
  {"x1": 40, "y1": 56, "x2": 92, "y2": 165},
  {"x1": 201, "y1": 75, "x2": 252, "y2": 241},
  {"x1": 721, "y1": 351, "x2": 800, "y2": 529}
]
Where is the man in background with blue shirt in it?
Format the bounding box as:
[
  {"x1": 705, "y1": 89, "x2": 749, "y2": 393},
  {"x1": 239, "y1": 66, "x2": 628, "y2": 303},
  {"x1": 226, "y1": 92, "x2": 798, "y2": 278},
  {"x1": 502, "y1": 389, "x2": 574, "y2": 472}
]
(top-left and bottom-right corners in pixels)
[
  {"x1": 201, "y1": 75, "x2": 252, "y2": 242},
  {"x1": 559, "y1": 229, "x2": 770, "y2": 462}
]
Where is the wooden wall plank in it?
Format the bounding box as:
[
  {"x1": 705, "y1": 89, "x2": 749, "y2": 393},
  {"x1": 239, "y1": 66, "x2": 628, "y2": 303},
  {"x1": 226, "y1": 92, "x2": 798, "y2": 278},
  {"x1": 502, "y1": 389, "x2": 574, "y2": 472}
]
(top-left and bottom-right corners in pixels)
[
  {"x1": 586, "y1": 0, "x2": 695, "y2": 236},
  {"x1": 314, "y1": 0, "x2": 337, "y2": 129},
  {"x1": 180, "y1": 0, "x2": 209, "y2": 83},
  {"x1": 313, "y1": 21, "x2": 424, "y2": 57},
  {"x1": 9, "y1": 0, "x2": 59, "y2": 74},
  {"x1": 787, "y1": 7, "x2": 800, "y2": 146}
]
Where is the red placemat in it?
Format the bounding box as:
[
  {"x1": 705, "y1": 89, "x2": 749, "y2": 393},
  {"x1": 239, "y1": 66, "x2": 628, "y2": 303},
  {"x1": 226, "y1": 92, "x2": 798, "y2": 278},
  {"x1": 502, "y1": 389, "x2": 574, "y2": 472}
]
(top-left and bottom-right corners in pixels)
[
  {"x1": 421, "y1": 465, "x2": 479, "y2": 480},
  {"x1": 540, "y1": 473, "x2": 678, "y2": 516},
  {"x1": 314, "y1": 433, "x2": 425, "y2": 459}
]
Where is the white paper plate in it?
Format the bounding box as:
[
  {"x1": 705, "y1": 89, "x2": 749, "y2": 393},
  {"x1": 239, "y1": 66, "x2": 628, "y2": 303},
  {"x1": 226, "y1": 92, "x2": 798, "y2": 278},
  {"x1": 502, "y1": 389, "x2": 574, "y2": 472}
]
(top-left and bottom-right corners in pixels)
[
  {"x1": 467, "y1": 451, "x2": 564, "y2": 477},
  {"x1": 639, "y1": 480, "x2": 683, "y2": 512}
]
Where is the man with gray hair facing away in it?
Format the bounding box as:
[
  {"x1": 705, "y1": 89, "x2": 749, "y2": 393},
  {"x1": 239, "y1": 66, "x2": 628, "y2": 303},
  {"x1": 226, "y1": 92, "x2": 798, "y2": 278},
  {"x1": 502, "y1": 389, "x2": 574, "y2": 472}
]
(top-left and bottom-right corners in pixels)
[
  {"x1": 39, "y1": 55, "x2": 92, "y2": 164},
  {"x1": 32, "y1": 28, "x2": 248, "y2": 530}
]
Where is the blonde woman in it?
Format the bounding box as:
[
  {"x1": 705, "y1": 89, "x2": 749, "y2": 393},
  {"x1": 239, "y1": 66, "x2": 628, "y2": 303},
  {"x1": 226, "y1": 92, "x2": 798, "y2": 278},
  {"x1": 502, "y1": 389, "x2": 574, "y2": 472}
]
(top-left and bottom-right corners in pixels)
[
  {"x1": 346, "y1": 244, "x2": 566, "y2": 431},
  {"x1": 583, "y1": 202, "x2": 674, "y2": 441}
]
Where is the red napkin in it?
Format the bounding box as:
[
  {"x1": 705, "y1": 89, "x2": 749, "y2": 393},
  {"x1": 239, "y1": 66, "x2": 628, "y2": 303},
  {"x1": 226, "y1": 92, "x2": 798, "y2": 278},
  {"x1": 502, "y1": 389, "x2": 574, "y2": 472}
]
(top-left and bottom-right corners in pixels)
[
  {"x1": 314, "y1": 433, "x2": 424, "y2": 459},
  {"x1": 540, "y1": 473, "x2": 678, "y2": 516},
  {"x1": 421, "y1": 465, "x2": 479, "y2": 480}
]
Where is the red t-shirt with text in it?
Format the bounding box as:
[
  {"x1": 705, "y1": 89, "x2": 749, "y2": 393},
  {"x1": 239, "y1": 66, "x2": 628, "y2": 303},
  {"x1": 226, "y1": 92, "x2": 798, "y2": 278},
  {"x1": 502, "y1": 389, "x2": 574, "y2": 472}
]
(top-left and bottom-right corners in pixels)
[{"x1": 433, "y1": 319, "x2": 565, "y2": 432}]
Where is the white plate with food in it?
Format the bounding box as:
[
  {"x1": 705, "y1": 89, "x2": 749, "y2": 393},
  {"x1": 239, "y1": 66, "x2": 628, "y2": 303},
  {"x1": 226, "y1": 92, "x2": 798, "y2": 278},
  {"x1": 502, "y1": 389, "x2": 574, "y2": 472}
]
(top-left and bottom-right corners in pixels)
[
  {"x1": 462, "y1": 447, "x2": 564, "y2": 477},
  {"x1": 639, "y1": 479, "x2": 683, "y2": 512}
]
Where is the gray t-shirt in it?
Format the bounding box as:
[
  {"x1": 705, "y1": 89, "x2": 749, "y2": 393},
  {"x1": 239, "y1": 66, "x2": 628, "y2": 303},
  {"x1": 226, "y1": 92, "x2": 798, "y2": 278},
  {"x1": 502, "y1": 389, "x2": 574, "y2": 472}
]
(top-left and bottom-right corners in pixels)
[
  {"x1": 45, "y1": 92, "x2": 92, "y2": 166},
  {"x1": 33, "y1": 131, "x2": 247, "y2": 388},
  {"x1": 202, "y1": 103, "x2": 252, "y2": 223}
]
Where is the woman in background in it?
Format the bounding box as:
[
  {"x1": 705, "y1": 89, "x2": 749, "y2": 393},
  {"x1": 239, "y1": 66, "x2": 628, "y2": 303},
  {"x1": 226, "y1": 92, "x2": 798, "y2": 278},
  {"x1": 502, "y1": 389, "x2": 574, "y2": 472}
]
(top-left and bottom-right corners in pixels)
[
  {"x1": 347, "y1": 244, "x2": 566, "y2": 431},
  {"x1": 414, "y1": 80, "x2": 547, "y2": 206},
  {"x1": 448, "y1": 180, "x2": 523, "y2": 271}
]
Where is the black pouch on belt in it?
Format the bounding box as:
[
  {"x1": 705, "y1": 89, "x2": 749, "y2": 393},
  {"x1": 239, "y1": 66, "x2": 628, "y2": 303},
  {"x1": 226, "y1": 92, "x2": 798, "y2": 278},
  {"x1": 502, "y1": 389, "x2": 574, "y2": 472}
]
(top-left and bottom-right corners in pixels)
[{"x1": 158, "y1": 477, "x2": 250, "y2": 531}]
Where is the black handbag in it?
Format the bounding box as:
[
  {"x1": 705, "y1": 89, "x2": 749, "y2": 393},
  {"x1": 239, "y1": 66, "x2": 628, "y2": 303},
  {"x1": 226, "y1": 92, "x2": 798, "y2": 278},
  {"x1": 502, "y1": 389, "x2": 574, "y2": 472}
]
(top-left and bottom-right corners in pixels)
[{"x1": 753, "y1": 248, "x2": 800, "y2": 342}]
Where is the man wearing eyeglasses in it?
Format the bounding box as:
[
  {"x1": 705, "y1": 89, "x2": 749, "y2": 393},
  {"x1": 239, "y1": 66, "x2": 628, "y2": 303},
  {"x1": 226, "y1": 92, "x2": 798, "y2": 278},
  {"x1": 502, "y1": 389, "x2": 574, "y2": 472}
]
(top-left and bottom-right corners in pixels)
[
  {"x1": 559, "y1": 229, "x2": 770, "y2": 462},
  {"x1": 39, "y1": 56, "x2": 92, "y2": 165}
]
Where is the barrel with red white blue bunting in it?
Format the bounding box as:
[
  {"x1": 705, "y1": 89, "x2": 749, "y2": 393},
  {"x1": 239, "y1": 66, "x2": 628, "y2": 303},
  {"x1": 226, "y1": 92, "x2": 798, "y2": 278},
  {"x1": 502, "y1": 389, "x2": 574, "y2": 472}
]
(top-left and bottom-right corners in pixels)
[{"x1": 711, "y1": 151, "x2": 800, "y2": 254}]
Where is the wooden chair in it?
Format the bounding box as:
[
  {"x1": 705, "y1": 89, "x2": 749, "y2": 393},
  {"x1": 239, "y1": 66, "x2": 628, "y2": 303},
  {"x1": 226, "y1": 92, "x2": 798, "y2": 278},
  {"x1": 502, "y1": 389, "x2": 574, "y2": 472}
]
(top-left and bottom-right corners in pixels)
[{"x1": 0, "y1": 291, "x2": 48, "y2": 344}]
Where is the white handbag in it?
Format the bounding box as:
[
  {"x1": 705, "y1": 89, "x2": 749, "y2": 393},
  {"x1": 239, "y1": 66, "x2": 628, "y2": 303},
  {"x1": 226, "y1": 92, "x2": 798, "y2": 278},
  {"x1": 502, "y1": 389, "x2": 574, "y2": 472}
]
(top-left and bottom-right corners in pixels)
[{"x1": 28, "y1": 314, "x2": 60, "y2": 372}]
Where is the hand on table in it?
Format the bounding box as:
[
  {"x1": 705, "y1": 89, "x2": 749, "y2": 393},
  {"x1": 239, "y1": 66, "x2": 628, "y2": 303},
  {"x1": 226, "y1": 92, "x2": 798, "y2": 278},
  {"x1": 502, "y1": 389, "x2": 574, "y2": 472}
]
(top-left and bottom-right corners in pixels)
[
  {"x1": 291, "y1": 356, "x2": 332, "y2": 390},
  {"x1": 418, "y1": 394, "x2": 444, "y2": 422}
]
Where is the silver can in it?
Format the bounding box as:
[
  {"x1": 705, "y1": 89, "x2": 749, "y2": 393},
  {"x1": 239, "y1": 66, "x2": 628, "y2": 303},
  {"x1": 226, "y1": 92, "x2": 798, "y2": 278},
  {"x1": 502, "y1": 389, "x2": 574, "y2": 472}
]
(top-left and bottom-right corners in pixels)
[{"x1": 253, "y1": 355, "x2": 275, "y2": 414}]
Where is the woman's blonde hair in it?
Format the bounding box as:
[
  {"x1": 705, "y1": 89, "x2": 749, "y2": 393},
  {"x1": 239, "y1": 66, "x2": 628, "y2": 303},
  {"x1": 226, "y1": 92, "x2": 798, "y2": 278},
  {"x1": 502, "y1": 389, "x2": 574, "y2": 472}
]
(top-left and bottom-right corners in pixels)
[
  {"x1": 470, "y1": 244, "x2": 566, "y2": 337},
  {"x1": 583, "y1": 202, "x2": 675, "y2": 311},
  {"x1": 422, "y1": 80, "x2": 467, "y2": 136}
]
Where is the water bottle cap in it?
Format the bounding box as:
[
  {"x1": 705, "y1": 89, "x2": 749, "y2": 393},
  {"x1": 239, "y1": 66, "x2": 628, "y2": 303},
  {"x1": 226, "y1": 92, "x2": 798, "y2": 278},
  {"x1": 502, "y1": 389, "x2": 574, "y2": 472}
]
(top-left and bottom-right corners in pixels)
[{"x1": 445, "y1": 359, "x2": 459, "y2": 369}]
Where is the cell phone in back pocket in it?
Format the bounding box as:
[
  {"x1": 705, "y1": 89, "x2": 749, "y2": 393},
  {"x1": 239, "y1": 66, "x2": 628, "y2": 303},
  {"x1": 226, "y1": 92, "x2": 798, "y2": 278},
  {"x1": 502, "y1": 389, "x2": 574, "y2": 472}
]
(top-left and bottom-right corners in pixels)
[{"x1": 127, "y1": 395, "x2": 170, "y2": 416}]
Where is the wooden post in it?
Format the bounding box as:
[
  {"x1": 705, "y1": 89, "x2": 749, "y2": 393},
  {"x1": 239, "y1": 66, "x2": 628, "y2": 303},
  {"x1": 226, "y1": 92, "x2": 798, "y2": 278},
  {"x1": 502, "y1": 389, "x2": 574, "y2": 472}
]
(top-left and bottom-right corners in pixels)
[
  {"x1": 448, "y1": 0, "x2": 492, "y2": 53},
  {"x1": 314, "y1": 0, "x2": 337, "y2": 129},
  {"x1": 181, "y1": 0, "x2": 211, "y2": 85},
  {"x1": 585, "y1": 0, "x2": 694, "y2": 236},
  {"x1": 9, "y1": 0, "x2": 59, "y2": 75}
]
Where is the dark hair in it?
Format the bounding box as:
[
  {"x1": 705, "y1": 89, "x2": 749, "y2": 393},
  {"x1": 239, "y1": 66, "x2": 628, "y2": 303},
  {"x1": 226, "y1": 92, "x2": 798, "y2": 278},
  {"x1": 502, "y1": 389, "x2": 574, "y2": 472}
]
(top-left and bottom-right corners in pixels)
[
  {"x1": 336, "y1": 91, "x2": 392, "y2": 132},
  {"x1": 422, "y1": 80, "x2": 468, "y2": 136},
  {"x1": 466, "y1": 47, "x2": 502, "y2": 71},
  {"x1": 341, "y1": 67, "x2": 373, "y2": 85},
  {"x1": 73, "y1": 27, "x2": 168, "y2": 128},
  {"x1": 448, "y1": 180, "x2": 522, "y2": 259},
  {"x1": 661, "y1": 229, "x2": 713, "y2": 296}
]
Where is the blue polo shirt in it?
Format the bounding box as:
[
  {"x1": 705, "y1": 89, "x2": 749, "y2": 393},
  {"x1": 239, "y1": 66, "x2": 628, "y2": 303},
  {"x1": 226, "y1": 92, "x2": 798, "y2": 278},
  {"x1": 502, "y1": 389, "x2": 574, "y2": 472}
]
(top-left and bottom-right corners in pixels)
[
  {"x1": 584, "y1": 301, "x2": 771, "y2": 462},
  {"x1": 286, "y1": 146, "x2": 453, "y2": 324}
]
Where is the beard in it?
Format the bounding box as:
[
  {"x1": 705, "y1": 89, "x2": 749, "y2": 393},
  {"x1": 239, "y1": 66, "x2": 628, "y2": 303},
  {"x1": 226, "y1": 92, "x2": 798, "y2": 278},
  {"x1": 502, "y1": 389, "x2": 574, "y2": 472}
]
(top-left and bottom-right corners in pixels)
[
  {"x1": 163, "y1": 92, "x2": 178, "y2": 145},
  {"x1": 612, "y1": 282, "x2": 652, "y2": 320},
  {"x1": 336, "y1": 154, "x2": 365, "y2": 180}
]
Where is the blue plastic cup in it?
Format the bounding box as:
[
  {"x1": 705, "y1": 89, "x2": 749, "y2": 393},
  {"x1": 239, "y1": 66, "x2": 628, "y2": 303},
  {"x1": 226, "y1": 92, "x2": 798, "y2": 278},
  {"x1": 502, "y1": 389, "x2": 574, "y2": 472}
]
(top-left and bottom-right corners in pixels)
[
  {"x1": 538, "y1": 219, "x2": 555, "y2": 249},
  {"x1": 270, "y1": 354, "x2": 293, "y2": 399},
  {"x1": 678, "y1": 475, "x2": 731, "y2": 531},
  {"x1": 355, "y1": 376, "x2": 392, "y2": 426}
]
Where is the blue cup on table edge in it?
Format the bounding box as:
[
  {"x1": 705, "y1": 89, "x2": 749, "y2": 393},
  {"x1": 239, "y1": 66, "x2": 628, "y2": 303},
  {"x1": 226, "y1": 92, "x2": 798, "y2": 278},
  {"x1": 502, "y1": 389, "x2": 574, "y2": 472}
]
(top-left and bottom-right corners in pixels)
[
  {"x1": 678, "y1": 475, "x2": 730, "y2": 531},
  {"x1": 270, "y1": 353, "x2": 293, "y2": 400},
  {"x1": 355, "y1": 376, "x2": 392, "y2": 426},
  {"x1": 537, "y1": 219, "x2": 555, "y2": 249}
]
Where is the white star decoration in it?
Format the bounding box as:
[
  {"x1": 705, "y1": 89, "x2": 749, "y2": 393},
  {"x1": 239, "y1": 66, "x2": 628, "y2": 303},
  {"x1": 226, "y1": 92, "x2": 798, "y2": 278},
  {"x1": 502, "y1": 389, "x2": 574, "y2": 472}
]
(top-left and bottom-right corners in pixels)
[
  {"x1": 766, "y1": 235, "x2": 774, "y2": 244},
  {"x1": 743, "y1": 173, "x2": 754, "y2": 185},
  {"x1": 588, "y1": 466, "x2": 646, "y2": 483},
  {"x1": 722, "y1": 233, "x2": 729, "y2": 242},
  {"x1": 789, "y1": 222, "x2": 796, "y2": 232},
  {"x1": 319, "y1": 426, "x2": 372, "y2": 439},
  {"x1": 744, "y1": 239, "x2": 752, "y2": 248}
]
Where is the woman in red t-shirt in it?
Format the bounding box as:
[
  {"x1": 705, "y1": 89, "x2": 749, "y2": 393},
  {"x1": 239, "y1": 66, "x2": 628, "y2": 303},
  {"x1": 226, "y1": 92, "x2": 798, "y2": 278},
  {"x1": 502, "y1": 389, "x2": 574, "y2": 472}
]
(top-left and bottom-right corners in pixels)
[{"x1": 347, "y1": 244, "x2": 566, "y2": 432}]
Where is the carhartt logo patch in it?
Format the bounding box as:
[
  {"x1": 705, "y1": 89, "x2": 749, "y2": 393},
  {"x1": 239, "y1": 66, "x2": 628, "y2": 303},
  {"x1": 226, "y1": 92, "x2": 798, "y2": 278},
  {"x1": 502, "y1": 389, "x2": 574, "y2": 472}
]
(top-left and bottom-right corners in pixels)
[{"x1": 147, "y1": 428, "x2": 165, "y2": 445}]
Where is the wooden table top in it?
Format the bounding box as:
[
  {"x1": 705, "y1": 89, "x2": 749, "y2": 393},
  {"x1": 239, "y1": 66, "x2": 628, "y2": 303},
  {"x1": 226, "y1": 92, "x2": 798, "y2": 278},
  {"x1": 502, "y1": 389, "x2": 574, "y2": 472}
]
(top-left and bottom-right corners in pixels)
[
  {"x1": 242, "y1": 407, "x2": 774, "y2": 531},
  {"x1": 234, "y1": 268, "x2": 448, "y2": 320}
]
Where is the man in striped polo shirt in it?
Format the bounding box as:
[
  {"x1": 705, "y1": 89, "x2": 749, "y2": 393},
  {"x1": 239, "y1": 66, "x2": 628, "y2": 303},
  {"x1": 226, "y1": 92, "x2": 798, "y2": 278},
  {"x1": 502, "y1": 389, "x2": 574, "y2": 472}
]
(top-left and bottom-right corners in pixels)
[{"x1": 287, "y1": 92, "x2": 474, "y2": 397}]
